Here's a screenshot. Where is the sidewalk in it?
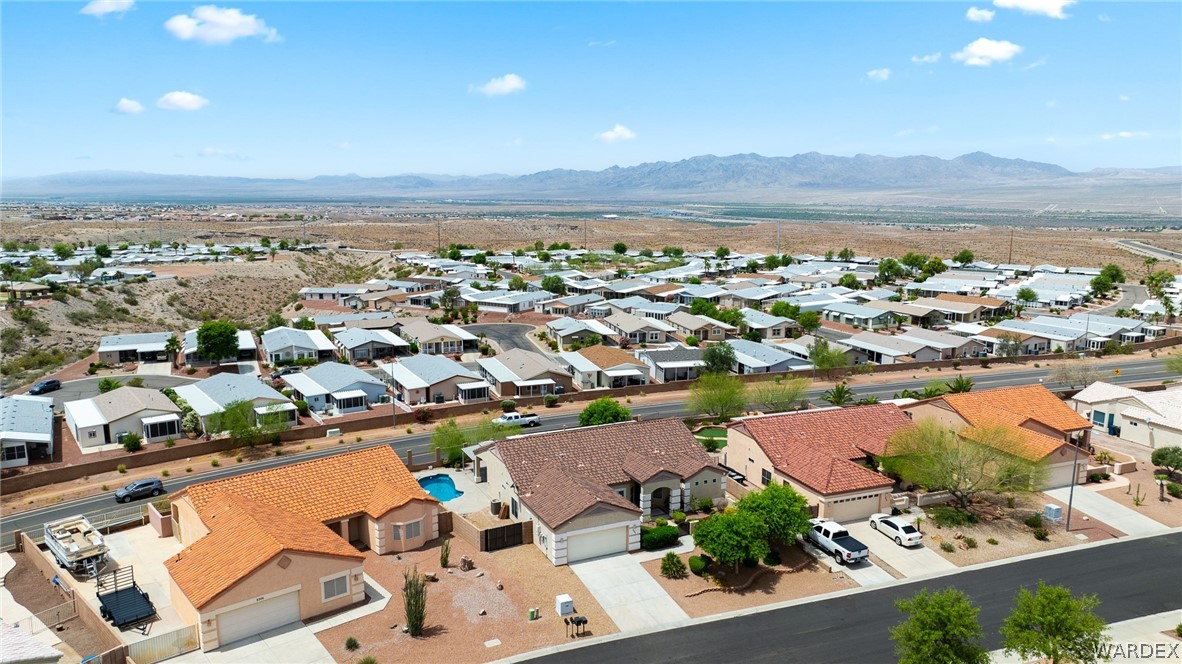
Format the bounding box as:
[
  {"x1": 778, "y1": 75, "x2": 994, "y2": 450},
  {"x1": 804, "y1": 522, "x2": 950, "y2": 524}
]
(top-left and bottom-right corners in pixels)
[
  {"x1": 1043, "y1": 487, "x2": 1170, "y2": 538},
  {"x1": 990, "y1": 611, "x2": 1181, "y2": 662}
]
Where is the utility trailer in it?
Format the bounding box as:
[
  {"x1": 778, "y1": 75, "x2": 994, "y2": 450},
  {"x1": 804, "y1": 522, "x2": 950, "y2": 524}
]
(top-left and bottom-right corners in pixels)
[
  {"x1": 97, "y1": 566, "x2": 157, "y2": 633},
  {"x1": 44, "y1": 515, "x2": 108, "y2": 578}
]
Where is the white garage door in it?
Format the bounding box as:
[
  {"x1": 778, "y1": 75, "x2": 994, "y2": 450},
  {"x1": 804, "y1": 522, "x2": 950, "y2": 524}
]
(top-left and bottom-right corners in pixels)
[
  {"x1": 566, "y1": 527, "x2": 627, "y2": 563},
  {"x1": 827, "y1": 494, "x2": 881, "y2": 523},
  {"x1": 1044, "y1": 461, "x2": 1076, "y2": 489},
  {"x1": 217, "y1": 590, "x2": 300, "y2": 647}
]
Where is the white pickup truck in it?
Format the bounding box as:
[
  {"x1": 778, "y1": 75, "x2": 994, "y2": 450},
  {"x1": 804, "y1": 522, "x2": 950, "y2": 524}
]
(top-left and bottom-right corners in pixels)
[
  {"x1": 806, "y1": 518, "x2": 870, "y2": 565},
  {"x1": 491, "y1": 412, "x2": 542, "y2": 427}
]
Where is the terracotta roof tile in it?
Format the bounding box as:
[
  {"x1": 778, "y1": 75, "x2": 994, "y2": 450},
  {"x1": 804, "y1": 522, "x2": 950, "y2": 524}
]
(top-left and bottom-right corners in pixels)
[
  {"x1": 576, "y1": 345, "x2": 641, "y2": 370},
  {"x1": 942, "y1": 385, "x2": 1091, "y2": 434},
  {"x1": 519, "y1": 465, "x2": 641, "y2": 529}
]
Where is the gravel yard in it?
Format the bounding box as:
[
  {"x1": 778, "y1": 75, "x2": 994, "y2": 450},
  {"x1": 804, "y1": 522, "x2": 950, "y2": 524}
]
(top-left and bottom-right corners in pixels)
[
  {"x1": 315, "y1": 536, "x2": 614, "y2": 663},
  {"x1": 4, "y1": 552, "x2": 109, "y2": 658},
  {"x1": 640, "y1": 543, "x2": 856, "y2": 619},
  {"x1": 1093, "y1": 468, "x2": 1182, "y2": 528}
]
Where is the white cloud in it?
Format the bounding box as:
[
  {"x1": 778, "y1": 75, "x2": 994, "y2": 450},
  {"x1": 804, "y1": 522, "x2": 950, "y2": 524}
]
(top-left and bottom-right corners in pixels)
[
  {"x1": 911, "y1": 52, "x2": 941, "y2": 64},
  {"x1": 952, "y1": 38, "x2": 1022, "y2": 66},
  {"x1": 165, "y1": 5, "x2": 280, "y2": 44},
  {"x1": 114, "y1": 97, "x2": 144, "y2": 114},
  {"x1": 588, "y1": 40, "x2": 616, "y2": 47},
  {"x1": 1045, "y1": 136, "x2": 1057, "y2": 143},
  {"x1": 966, "y1": 7, "x2": 996, "y2": 22},
  {"x1": 197, "y1": 147, "x2": 246, "y2": 160},
  {"x1": 156, "y1": 91, "x2": 209, "y2": 111},
  {"x1": 1021, "y1": 57, "x2": 1047, "y2": 71},
  {"x1": 866, "y1": 68, "x2": 891, "y2": 82},
  {"x1": 472, "y1": 73, "x2": 527, "y2": 96},
  {"x1": 80, "y1": 0, "x2": 134, "y2": 17},
  {"x1": 1119, "y1": 94, "x2": 1130, "y2": 102},
  {"x1": 992, "y1": 0, "x2": 1075, "y2": 19},
  {"x1": 597, "y1": 124, "x2": 636, "y2": 143},
  {"x1": 506, "y1": 137, "x2": 523, "y2": 147},
  {"x1": 1100, "y1": 131, "x2": 1149, "y2": 140}
]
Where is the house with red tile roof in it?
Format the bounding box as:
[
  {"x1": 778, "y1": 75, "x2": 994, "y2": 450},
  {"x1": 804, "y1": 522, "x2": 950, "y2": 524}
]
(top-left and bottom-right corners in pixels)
[
  {"x1": 723, "y1": 404, "x2": 914, "y2": 522},
  {"x1": 474, "y1": 418, "x2": 724, "y2": 565},
  {"x1": 900, "y1": 384, "x2": 1092, "y2": 488},
  {"x1": 165, "y1": 446, "x2": 437, "y2": 651}
]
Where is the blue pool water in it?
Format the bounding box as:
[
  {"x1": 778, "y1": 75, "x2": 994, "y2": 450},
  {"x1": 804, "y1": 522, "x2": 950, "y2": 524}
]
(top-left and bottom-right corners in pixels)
[{"x1": 419, "y1": 474, "x2": 464, "y2": 501}]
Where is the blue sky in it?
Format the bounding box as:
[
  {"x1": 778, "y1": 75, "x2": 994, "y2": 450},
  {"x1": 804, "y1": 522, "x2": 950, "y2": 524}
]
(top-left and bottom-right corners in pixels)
[{"x1": 3, "y1": 1, "x2": 1179, "y2": 178}]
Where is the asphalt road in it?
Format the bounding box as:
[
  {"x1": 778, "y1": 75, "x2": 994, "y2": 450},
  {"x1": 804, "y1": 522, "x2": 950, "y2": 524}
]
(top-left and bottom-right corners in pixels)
[
  {"x1": 1117, "y1": 240, "x2": 1182, "y2": 264},
  {"x1": 1094, "y1": 283, "x2": 1149, "y2": 316},
  {"x1": 464, "y1": 323, "x2": 539, "y2": 353},
  {"x1": 530, "y1": 531, "x2": 1182, "y2": 664},
  {"x1": 38, "y1": 375, "x2": 197, "y2": 410},
  {"x1": 2, "y1": 356, "x2": 1174, "y2": 547}
]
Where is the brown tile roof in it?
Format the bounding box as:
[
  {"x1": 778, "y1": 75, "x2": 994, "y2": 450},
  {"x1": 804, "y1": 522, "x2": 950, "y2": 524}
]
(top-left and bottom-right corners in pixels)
[
  {"x1": 732, "y1": 404, "x2": 912, "y2": 495},
  {"x1": 576, "y1": 345, "x2": 641, "y2": 370},
  {"x1": 487, "y1": 419, "x2": 719, "y2": 528},
  {"x1": 174, "y1": 446, "x2": 437, "y2": 525},
  {"x1": 165, "y1": 493, "x2": 364, "y2": 609},
  {"x1": 519, "y1": 465, "x2": 640, "y2": 528},
  {"x1": 936, "y1": 293, "x2": 1007, "y2": 308}
]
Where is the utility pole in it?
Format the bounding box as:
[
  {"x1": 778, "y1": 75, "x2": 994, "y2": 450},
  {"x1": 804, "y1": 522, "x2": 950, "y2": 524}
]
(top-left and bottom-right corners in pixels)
[
  {"x1": 437, "y1": 219, "x2": 442, "y2": 255},
  {"x1": 1007, "y1": 228, "x2": 1015, "y2": 264},
  {"x1": 776, "y1": 221, "x2": 782, "y2": 255},
  {"x1": 584, "y1": 217, "x2": 588, "y2": 249}
]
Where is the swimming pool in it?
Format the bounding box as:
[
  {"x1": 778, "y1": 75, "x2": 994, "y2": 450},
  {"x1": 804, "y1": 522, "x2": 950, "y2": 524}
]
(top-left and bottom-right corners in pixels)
[{"x1": 418, "y1": 474, "x2": 464, "y2": 502}]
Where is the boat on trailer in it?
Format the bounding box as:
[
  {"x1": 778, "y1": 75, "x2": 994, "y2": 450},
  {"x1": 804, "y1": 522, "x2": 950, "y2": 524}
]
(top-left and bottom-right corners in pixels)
[{"x1": 44, "y1": 515, "x2": 108, "y2": 578}]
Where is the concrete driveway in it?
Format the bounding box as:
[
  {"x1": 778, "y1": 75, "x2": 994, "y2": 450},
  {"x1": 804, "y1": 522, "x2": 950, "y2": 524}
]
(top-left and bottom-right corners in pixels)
[
  {"x1": 801, "y1": 541, "x2": 895, "y2": 587},
  {"x1": 844, "y1": 521, "x2": 956, "y2": 578},
  {"x1": 569, "y1": 554, "x2": 688, "y2": 632},
  {"x1": 1043, "y1": 486, "x2": 1169, "y2": 537},
  {"x1": 463, "y1": 324, "x2": 540, "y2": 354},
  {"x1": 171, "y1": 622, "x2": 334, "y2": 664},
  {"x1": 136, "y1": 362, "x2": 175, "y2": 376}
]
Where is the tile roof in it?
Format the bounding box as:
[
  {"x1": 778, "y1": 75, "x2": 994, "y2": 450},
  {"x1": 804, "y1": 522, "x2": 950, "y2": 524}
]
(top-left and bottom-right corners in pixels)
[
  {"x1": 165, "y1": 493, "x2": 364, "y2": 609},
  {"x1": 941, "y1": 385, "x2": 1092, "y2": 434},
  {"x1": 576, "y1": 345, "x2": 642, "y2": 370},
  {"x1": 518, "y1": 465, "x2": 641, "y2": 529}
]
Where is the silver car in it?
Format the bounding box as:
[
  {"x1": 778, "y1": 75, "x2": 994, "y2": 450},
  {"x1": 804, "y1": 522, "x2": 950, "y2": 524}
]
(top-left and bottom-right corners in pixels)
[{"x1": 869, "y1": 513, "x2": 923, "y2": 547}]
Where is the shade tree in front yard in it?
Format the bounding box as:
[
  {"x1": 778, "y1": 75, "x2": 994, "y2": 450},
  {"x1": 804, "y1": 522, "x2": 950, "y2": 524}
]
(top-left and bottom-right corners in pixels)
[
  {"x1": 733, "y1": 482, "x2": 812, "y2": 546},
  {"x1": 700, "y1": 342, "x2": 736, "y2": 375},
  {"x1": 891, "y1": 588, "x2": 989, "y2": 664},
  {"x1": 431, "y1": 418, "x2": 514, "y2": 466},
  {"x1": 196, "y1": 320, "x2": 239, "y2": 366},
  {"x1": 808, "y1": 338, "x2": 848, "y2": 379},
  {"x1": 691, "y1": 509, "x2": 769, "y2": 573},
  {"x1": 208, "y1": 400, "x2": 290, "y2": 447},
  {"x1": 881, "y1": 418, "x2": 1048, "y2": 510},
  {"x1": 1000, "y1": 581, "x2": 1109, "y2": 664},
  {"x1": 98, "y1": 377, "x2": 123, "y2": 393},
  {"x1": 578, "y1": 397, "x2": 632, "y2": 426},
  {"x1": 1150, "y1": 446, "x2": 1182, "y2": 477}
]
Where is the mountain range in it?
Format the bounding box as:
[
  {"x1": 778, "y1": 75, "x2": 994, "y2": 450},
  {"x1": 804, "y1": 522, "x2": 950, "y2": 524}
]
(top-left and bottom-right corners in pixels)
[{"x1": 4, "y1": 152, "x2": 1180, "y2": 206}]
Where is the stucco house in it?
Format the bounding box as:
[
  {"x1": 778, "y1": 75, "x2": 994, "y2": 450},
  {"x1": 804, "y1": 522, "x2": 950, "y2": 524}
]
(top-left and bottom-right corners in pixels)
[
  {"x1": 378, "y1": 353, "x2": 490, "y2": 405},
  {"x1": 665, "y1": 311, "x2": 737, "y2": 343},
  {"x1": 280, "y1": 363, "x2": 388, "y2": 415},
  {"x1": 261, "y1": 327, "x2": 335, "y2": 365},
  {"x1": 557, "y1": 345, "x2": 648, "y2": 390},
  {"x1": 182, "y1": 328, "x2": 257, "y2": 366},
  {"x1": 1069, "y1": 381, "x2": 1182, "y2": 449},
  {"x1": 474, "y1": 419, "x2": 724, "y2": 565},
  {"x1": 738, "y1": 308, "x2": 797, "y2": 340},
  {"x1": 476, "y1": 348, "x2": 573, "y2": 398},
  {"x1": 545, "y1": 317, "x2": 617, "y2": 350},
  {"x1": 64, "y1": 387, "x2": 182, "y2": 448},
  {"x1": 396, "y1": 319, "x2": 477, "y2": 355},
  {"x1": 172, "y1": 373, "x2": 297, "y2": 435},
  {"x1": 637, "y1": 346, "x2": 704, "y2": 382},
  {"x1": 166, "y1": 446, "x2": 438, "y2": 651},
  {"x1": 724, "y1": 405, "x2": 911, "y2": 521},
  {"x1": 0, "y1": 395, "x2": 54, "y2": 469},
  {"x1": 604, "y1": 312, "x2": 675, "y2": 345},
  {"x1": 332, "y1": 327, "x2": 409, "y2": 363},
  {"x1": 729, "y1": 339, "x2": 805, "y2": 374},
  {"x1": 97, "y1": 332, "x2": 174, "y2": 365}
]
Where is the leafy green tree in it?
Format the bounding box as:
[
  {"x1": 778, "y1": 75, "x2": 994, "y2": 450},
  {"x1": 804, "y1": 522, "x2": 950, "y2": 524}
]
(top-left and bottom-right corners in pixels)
[
  {"x1": 877, "y1": 258, "x2": 905, "y2": 282},
  {"x1": 750, "y1": 377, "x2": 809, "y2": 413},
  {"x1": 2, "y1": 241, "x2": 18, "y2": 252},
  {"x1": 1150, "y1": 446, "x2": 1182, "y2": 476},
  {"x1": 540, "y1": 275, "x2": 566, "y2": 295},
  {"x1": 265, "y1": 312, "x2": 286, "y2": 330},
  {"x1": 996, "y1": 331, "x2": 1024, "y2": 358},
  {"x1": 612, "y1": 242, "x2": 627, "y2": 254},
  {"x1": 98, "y1": 377, "x2": 123, "y2": 393},
  {"x1": 52, "y1": 243, "x2": 75, "y2": 260},
  {"x1": 165, "y1": 334, "x2": 182, "y2": 363},
  {"x1": 662, "y1": 246, "x2": 684, "y2": 257},
  {"x1": 1099, "y1": 263, "x2": 1125, "y2": 284},
  {"x1": 797, "y1": 310, "x2": 821, "y2": 333},
  {"x1": 688, "y1": 373, "x2": 747, "y2": 421},
  {"x1": 94, "y1": 244, "x2": 113, "y2": 258},
  {"x1": 901, "y1": 252, "x2": 928, "y2": 271},
  {"x1": 837, "y1": 273, "x2": 861, "y2": 290},
  {"x1": 1016, "y1": 286, "x2": 1038, "y2": 303},
  {"x1": 837, "y1": 247, "x2": 855, "y2": 261},
  {"x1": 820, "y1": 382, "x2": 856, "y2": 406},
  {"x1": 922, "y1": 257, "x2": 948, "y2": 276},
  {"x1": 1001, "y1": 582, "x2": 1109, "y2": 664},
  {"x1": 439, "y1": 286, "x2": 461, "y2": 311},
  {"x1": 508, "y1": 275, "x2": 527, "y2": 291},
  {"x1": 432, "y1": 418, "x2": 513, "y2": 465},
  {"x1": 1089, "y1": 274, "x2": 1113, "y2": 297},
  {"x1": 714, "y1": 246, "x2": 731, "y2": 259},
  {"x1": 769, "y1": 301, "x2": 800, "y2": 320},
  {"x1": 891, "y1": 588, "x2": 989, "y2": 664},
  {"x1": 196, "y1": 320, "x2": 239, "y2": 366},
  {"x1": 734, "y1": 482, "x2": 811, "y2": 544},
  {"x1": 701, "y1": 343, "x2": 735, "y2": 375},
  {"x1": 952, "y1": 249, "x2": 975, "y2": 265},
  {"x1": 824, "y1": 250, "x2": 835, "y2": 260},
  {"x1": 578, "y1": 397, "x2": 632, "y2": 426},
  {"x1": 809, "y1": 338, "x2": 849, "y2": 378},
  {"x1": 691, "y1": 510, "x2": 769, "y2": 573}
]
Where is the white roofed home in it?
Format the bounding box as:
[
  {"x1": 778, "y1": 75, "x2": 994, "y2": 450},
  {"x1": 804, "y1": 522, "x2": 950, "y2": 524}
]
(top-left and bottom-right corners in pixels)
[
  {"x1": 261, "y1": 327, "x2": 336, "y2": 365},
  {"x1": 728, "y1": 339, "x2": 805, "y2": 374},
  {"x1": 545, "y1": 317, "x2": 616, "y2": 350},
  {"x1": 64, "y1": 387, "x2": 183, "y2": 448},
  {"x1": 396, "y1": 318, "x2": 478, "y2": 355},
  {"x1": 332, "y1": 327, "x2": 410, "y2": 363},
  {"x1": 1068, "y1": 381, "x2": 1182, "y2": 449},
  {"x1": 172, "y1": 373, "x2": 297, "y2": 435},
  {"x1": 558, "y1": 345, "x2": 649, "y2": 390},
  {"x1": 378, "y1": 354, "x2": 490, "y2": 405},
  {"x1": 98, "y1": 332, "x2": 173, "y2": 365},
  {"x1": 0, "y1": 395, "x2": 54, "y2": 469},
  {"x1": 477, "y1": 348, "x2": 574, "y2": 398},
  {"x1": 182, "y1": 328, "x2": 258, "y2": 366},
  {"x1": 665, "y1": 311, "x2": 737, "y2": 343},
  {"x1": 279, "y1": 362, "x2": 388, "y2": 416},
  {"x1": 739, "y1": 308, "x2": 797, "y2": 340}
]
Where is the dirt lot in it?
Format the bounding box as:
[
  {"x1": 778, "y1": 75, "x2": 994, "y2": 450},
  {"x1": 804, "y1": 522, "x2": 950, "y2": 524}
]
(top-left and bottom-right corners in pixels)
[
  {"x1": 639, "y1": 542, "x2": 856, "y2": 619},
  {"x1": 4, "y1": 552, "x2": 109, "y2": 659},
  {"x1": 316, "y1": 536, "x2": 614, "y2": 663},
  {"x1": 918, "y1": 493, "x2": 1122, "y2": 567},
  {"x1": 1093, "y1": 468, "x2": 1182, "y2": 527}
]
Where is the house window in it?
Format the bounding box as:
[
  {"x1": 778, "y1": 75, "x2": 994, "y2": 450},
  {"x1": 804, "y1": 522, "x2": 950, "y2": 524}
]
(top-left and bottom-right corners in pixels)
[
  {"x1": 87, "y1": 430, "x2": 97, "y2": 439},
  {"x1": 761, "y1": 469, "x2": 772, "y2": 486},
  {"x1": 398, "y1": 519, "x2": 422, "y2": 540},
  {"x1": 648, "y1": 332, "x2": 661, "y2": 341},
  {"x1": 322, "y1": 575, "x2": 348, "y2": 602},
  {"x1": 2, "y1": 446, "x2": 27, "y2": 461}
]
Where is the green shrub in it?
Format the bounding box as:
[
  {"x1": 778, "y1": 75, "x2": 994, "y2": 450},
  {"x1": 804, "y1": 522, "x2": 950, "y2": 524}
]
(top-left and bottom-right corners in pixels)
[
  {"x1": 1006, "y1": 495, "x2": 1016, "y2": 509},
  {"x1": 928, "y1": 506, "x2": 977, "y2": 528},
  {"x1": 1024, "y1": 513, "x2": 1043, "y2": 529},
  {"x1": 500, "y1": 399, "x2": 516, "y2": 413},
  {"x1": 185, "y1": 466, "x2": 193, "y2": 473},
  {"x1": 1176, "y1": 622, "x2": 1182, "y2": 638},
  {"x1": 116, "y1": 464, "x2": 127, "y2": 474},
  {"x1": 101, "y1": 484, "x2": 109, "y2": 491},
  {"x1": 688, "y1": 555, "x2": 707, "y2": 576},
  {"x1": 940, "y1": 541, "x2": 955, "y2": 553},
  {"x1": 1088, "y1": 473, "x2": 1104, "y2": 483},
  {"x1": 164, "y1": 437, "x2": 175, "y2": 448},
  {"x1": 345, "y1": 636, "x2": 360, "y2": 651},
  {"x1": 121, "y1": 433, "x2": 143, "y2": 452},
  {"x1": 692, "y1": 496, "x2": 714, "y2": 513},
  {"x1": 987, "y1": 537, "x2": 999, "y2": 545},
  {"x1": 671, "y1": 510, "x2": 687, "y2": 524},
  {"x1": 1168, "y1": 482, "x2": 1182, "y2": 499},
  {"x1": 660, "y1": 552, "x2": 688, "y2": 579},
  {"x1": 543, "y1": 394, "x2": 559, "y2": 408},
  {"x1": 655, "y1": 518, "x2": 668, "y2": 528},
  {"x1": 1032, "y1": 528, "x2": 1050, "y2": 541},
  {"x1": 210, "y1": 459, "x2": 220, "y2": 467},
  {"x1": 161, "y1": 469, "x2": 170, "y2": 477},
  {"x1": 964, "y1": 537, "x2": 978, "y2": 549},
  {"x1": 762, "y1": 549, "x2": 781, "y2": 566},
  {"x1": 359, "y1": 657, "x2": 377, "y2": 664},
  {"x1": 639, "y1": 524, "x2": 681, "y2": 550}
]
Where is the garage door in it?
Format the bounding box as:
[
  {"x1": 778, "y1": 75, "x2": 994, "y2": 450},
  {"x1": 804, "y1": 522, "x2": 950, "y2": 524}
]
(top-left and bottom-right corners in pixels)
[
  {"x1": 566, "y1": 527, "x2": 627, "y2": 563},
  {"x1": 216, "y1": 590, "x2": 300, "y2": 647},
  {"x1": 1044, "y1": 461, "x2": 1076, "y2": 489},
  {"x1": 826, "y1": 494, "x2": 881, "y2": 523}
]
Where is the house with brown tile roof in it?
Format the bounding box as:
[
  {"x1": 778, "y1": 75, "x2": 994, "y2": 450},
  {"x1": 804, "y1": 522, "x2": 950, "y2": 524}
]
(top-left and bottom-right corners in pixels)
[
  {"x1": 165, "y1": 446, "x2": 438, "y2": 650},
  {"x1": 724, "y1": 404, "x2": 913, "y2": 522},
  {"x1": 474, "y1": 418, "x2": 724, "y2": 565},
  {"x1": 900, "y1": 384, "x2": 1092, "y2": 488},
  {"x1": 557, "y1": 345, "x2": 648, "y2": 390}
]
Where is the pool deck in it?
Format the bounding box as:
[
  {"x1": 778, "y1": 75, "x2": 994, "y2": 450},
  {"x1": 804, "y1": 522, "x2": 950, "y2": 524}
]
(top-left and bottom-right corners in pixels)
[{"x1": 414, "y1": 467, "x2": 492, "y2": 516}]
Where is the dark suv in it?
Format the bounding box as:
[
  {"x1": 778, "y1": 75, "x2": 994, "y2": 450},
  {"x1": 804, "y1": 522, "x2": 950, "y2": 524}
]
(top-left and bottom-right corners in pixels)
[
  {"x1": 28, "y1": 379, "x2": 62, "y2": 395},
  {"x1": 115, "y1": 478, "x2": 165, "y2": 503}
]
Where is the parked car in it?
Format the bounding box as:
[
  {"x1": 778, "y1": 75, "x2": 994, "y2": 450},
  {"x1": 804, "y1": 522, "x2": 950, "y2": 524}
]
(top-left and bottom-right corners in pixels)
[
  {"x1": 28, "y1": 379, "x2": 62, "y2": 395},
  {"x1": 869, "y1": 513, "x2": 923, "y2": 547},
  {"x1": 806, "y1": 518, "x2": 869, "y2": 565},
  {"x1": 491, "y1": 412, "x2": 541, "y2": 427},
  {"x1": 273, "y1": 366, "x2": 303, "y2": 377},
  {"x1": 114, "y1": 479, "x2": 165, "y2": 503}
]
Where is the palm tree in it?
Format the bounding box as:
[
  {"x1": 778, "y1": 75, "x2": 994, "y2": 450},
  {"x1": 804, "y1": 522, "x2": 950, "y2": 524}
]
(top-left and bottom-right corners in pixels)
[
  {"x1": 821, "y1": 383, "x2": 856, "y2": 407},
  {"x1": 165, "y1": 334, "x2": 182, "y2": 366},
  {"x1": 946, "y1": 375, "x2": 974, "y2": 393},
  {"x1": 1143, "y1": 256, "x2": 1159, "y2": 280}
]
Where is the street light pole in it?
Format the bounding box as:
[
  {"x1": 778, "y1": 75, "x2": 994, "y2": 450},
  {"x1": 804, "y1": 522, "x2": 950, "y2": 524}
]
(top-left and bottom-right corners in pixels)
[{"x1": 1064, "y1": 436, "x2": 1081, "y2": 532}]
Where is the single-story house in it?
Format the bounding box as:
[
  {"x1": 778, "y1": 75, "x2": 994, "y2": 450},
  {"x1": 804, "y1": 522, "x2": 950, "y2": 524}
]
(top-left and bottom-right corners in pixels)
[
  {"x1": 545, "y1": 317, "x2": 618, "y2": 350},
  {"x1": 172, "y1": 373, "x2": 297, "y2": 435},
  {"x1": 666, "y1": 311, "x2": 737, "y2": 343},
  {"x1": 558, "y1": 345, "x2": 648, "y2": 390},
  {"x1": 862, "y1": 299, "x2": 946, "y2": 328},
  {"x1": 841, "y1": 331, "x2": 932, "y2": 365},
  {"x1": 901, "y1": 384, "x2": 1092, "y2": 489},
  {"x1": 167, "y1": 446, "x2": 438, "y2": 651},
  {"x1": 1068, "y1": 382, "x2": 1182, "y2": 449},
  {"x1": 332, "y1": 328, "x2": 410, "y2": 363},
  {"x1": 280, "y1": 363, "x2": 388, "y2": 415},
  {"x1": 261, "y1": 327, "x2": 335, "y2": 365},
  {"x1": 64, "y1": 387, "x2": 182, "y2": 448},
  {"x1": 473, "y1": 418, "x2": 724, "y2": 565},
  {"x1": 739, "y1": 308, "x2": 797, "y2": 340},
  {"x1": 637, "y1": 346, "x2": 704, "y2": 382},
  {"x1": 728, "y1": 339, "x2": 804, "y2": 374},
  {"x1": 604, "y1": 312, "x2": 675, "y2": 345},
  {"x1": 97, "y1": 332, "x2": 174, "y2": 364},
  {"x1": 379, "y1": 354, "x2": 490, "y2": 405},
  {"x1": 894, "y1": 327, "x2": 986, "y2": 359},
  {"x1": 298, "y1": 285, "x2": 371, "y2": 306},
  {"x1": 724, "y1": 405, "x2": 912, "y2": 521},
  {"x1": 397, "y1": 319, "x2": 478, "y2": 355},
  {"x1": 972, "y1": 327, "x2": 1051, "y2": 356},
  {"x1": 0, "y1": 395, "x2": 54, "y2": 469},
  {"x1": 535, "y1": 293, "x2": 605, "y2": 316},
  {"x1": 311, "y1": 312, "x2": 396, "y2": 330},
  {"x1": 821, "y1": 302, "x2": 898, "y2": 331},
  {"x1": 477, "y1": 348, "x2": 574, "y2": 397},
  {"x1": 912, "y1": 295, "x2": 1004, "y2": 324},
  {"x1": 183, "y1": 328, "x2": 257, "y2": 366}
]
